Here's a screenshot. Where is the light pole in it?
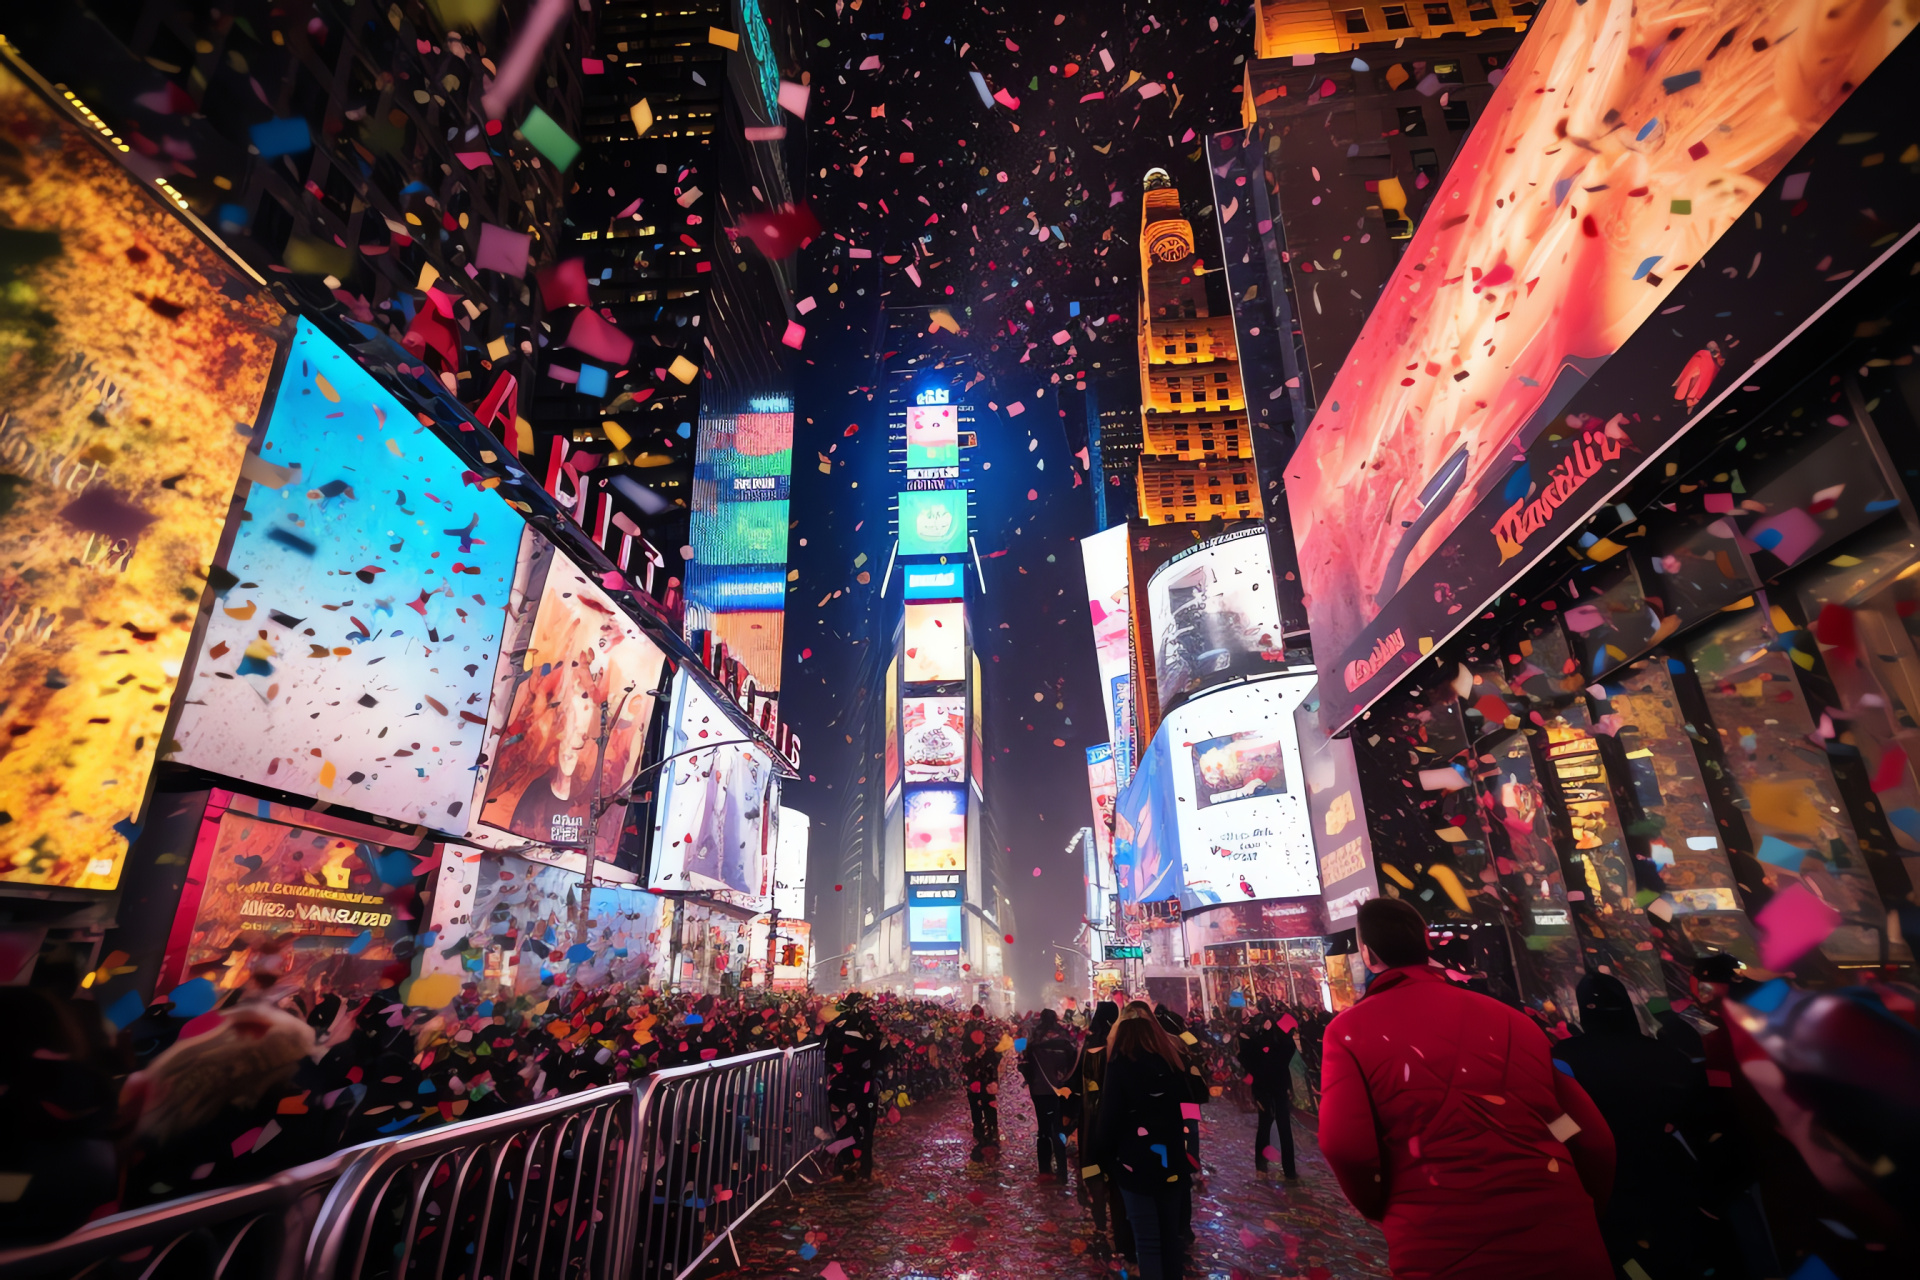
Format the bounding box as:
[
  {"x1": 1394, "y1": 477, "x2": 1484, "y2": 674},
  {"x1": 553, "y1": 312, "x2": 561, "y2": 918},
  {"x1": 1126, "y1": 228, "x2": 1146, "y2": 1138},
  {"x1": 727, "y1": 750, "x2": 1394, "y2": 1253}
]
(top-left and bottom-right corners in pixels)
[{"x1": 1050, "y1": 939, "x2": 1097, "y2": 1008}]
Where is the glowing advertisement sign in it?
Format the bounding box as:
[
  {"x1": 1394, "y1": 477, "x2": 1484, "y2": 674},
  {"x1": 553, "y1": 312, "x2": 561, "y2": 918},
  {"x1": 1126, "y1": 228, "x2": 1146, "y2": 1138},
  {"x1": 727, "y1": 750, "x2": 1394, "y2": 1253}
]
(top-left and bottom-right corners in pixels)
[
  {"x1": 650, "y1": 669, "x2": 774, "y2": 906},
  {"x1": 906, "y1": 402, "x2": 959, "y2": 475},
  {"x1": 909, "y1": 903, "x2": 965, "y2": 947},
  {"x1": 904, "y1": 783, "x2": 966, "y2": 872},
  {"x1": 902, "y1": 695, "x2": 966, "y2": 784},
  {"x1": 1144, "y1": 525, "x2": 1285, "y2": 717},
  {"x1": 899, "y1": 489, "x2": 969, "y2": 556},
  {"x1": 689, "y1": 404, "x2": 793, "y2": 619},
  {"x1": 884, "y1": 655, "x2": 901, "y2": 793},
  {"x1": 1284, "y1": 0, "x2": 1913, "y2": 731},
  {"x1": 902, "y1": 602, "x2": 965, "y2": 684},
  {"x1": 1296, "y1": 694, "x2": 1377, "y2": 926},
  {"x1": 774, "y1": 805, "x2": 809, "y2": 918},
  {"x1": 1081, "y1": 524, "x2": 1134, "y2": 785},
  {"x1": 0, "y1": 64, "x2": 285, "y2": 891},
  {"x1": 469, "y1": 528, "x2": 666, "y2": 858},
  {"x1": 903, "y1": 564, "x2": 964, "y2": 600},
  {"x1": 1086, "y1": 742, "x2": 1118, "y2": 869},
  {"x1": 174, "y1": 318, "x2": 522, "y2": 831}
]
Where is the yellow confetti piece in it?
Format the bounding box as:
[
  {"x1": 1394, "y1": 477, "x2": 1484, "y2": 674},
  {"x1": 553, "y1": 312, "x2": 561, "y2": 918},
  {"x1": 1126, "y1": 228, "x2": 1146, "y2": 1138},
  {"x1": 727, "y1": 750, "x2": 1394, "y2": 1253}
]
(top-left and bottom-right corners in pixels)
[
  {"x1": 1434, "y1": 826, "x2": 1467, "y2": 843},
  {"x1": 405, "y1": 973, "x2": 462, "y2": 1009},
  {"x1": 315, "y1": 374, "x2": 340, "y2": 403},
  {"x1": 1428, "y1": 862, "x2": 1472, "y2": 913},
  {"x1": 486, "y1": 336, "x2": 509, "y2": 361},
  {"x1": 317, "y1": 760, "x2": 336, "y2": 789},
  {"x1": 629, "y1": 99, "x2": 654, "y2": 137},
  {"x1": 667, "y1": 355, "x2": 699, "y2": 384},
  {"x1": 1417, "y1": 635, "x2": 1434, "y2": 655},
  {"x1": 386, "y1": 437, "x2": 404, "y2": 456},
  {"x1": 708, "y1": 26, "x2": 739, "y2": 50},
  {"x1": 1383, "y1": 863, "x2": 1416, "y2": 889},
  {"x1": 1586, "y1": 537, "x2": 1625, "y2": 561}
]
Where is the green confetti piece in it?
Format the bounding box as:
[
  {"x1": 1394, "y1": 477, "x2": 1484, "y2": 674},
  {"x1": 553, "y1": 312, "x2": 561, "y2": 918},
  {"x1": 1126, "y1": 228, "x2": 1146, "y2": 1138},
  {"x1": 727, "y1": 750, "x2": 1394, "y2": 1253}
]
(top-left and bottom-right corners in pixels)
[
  {"x1": 1670, "y1": 198, "x2": 1691, "y2": 214},
  {"x1": 519, "y1": 105, "x2": 580, "y2": 172},
  {"x1": 1633, "y1": 887, "x2": 1660, "y2": 908}
]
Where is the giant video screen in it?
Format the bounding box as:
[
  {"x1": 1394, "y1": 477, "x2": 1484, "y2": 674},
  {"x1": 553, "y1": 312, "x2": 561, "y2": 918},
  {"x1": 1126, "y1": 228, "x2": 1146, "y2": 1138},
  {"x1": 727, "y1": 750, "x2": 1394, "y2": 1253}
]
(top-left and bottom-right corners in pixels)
[
  {"x1": 904, "y1": 783, "x2": 966, "y2": 872},
  {"x1": 1284, "y1": 0, "x2": 1911, "y2": 731},
  {"x1": 649, "y1": 669, "x2": 775, "y2": 906},
  {"x1": 905, "y1": 402, "x2": 959, "y2": 472},
  {"x1": 470, "y1": 528, "x2": 666, "y2": 857},
  {"x1": 1081, "y1": 524, "x2": 1135, "y2": 784},
  {"x1": 899, "y1": 489, "x2": 969, "y2": 556},
  {"x1": 0, "y1": 64, "x2": 285, "y2": 891},
  {"x1": 173, "y1": 318, "x2": 524, "y2": 830},
  {"x1": 1144, "y1": 525, "x2": 1284, "y2": 717},
  {"x1": 903, "y1": 601, "x2": 965, "y2": 683},
  {"x1": 902, "y1": 695, "x2": 966, "y2": 784},
  {"x1": 908, "y1": 903, "x2": 964, "y2": 947}
]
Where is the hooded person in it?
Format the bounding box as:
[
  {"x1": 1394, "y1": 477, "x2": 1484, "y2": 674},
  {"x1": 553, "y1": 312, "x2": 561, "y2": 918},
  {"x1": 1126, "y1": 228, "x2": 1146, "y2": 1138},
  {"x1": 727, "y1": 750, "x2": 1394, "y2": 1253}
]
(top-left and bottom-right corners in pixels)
[
  {"x1": 1018, "y1": 1007, "x2": 1080, "y2": 1179},
  {"x1": 1552, "y1": 972, "x2": 1713, "y2": 1278},
  {"x1": 1068, "y1": 1000, "x2": 1133, "y2": 1259}
]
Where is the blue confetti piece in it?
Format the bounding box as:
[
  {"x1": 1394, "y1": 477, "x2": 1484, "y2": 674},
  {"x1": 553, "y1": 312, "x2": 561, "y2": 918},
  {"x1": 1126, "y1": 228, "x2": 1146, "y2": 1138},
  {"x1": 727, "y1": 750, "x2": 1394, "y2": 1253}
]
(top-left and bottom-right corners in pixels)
[
  {"x1": 1014, "y1": 1037, "x2": 1028, "y2": 1052},
  {"x1": 677, "y1": 421, "x2": 692, "y2": 438},
  {"x1": 1553, "y1": 1057, "x2": 1576, "y2": 1077},
  {"x1": 418, "y1": 1079, "x2": 436, "y2": 1094},
  {"x1": 250, "y1": 117, "x2": 312, "y2": 158},
  {"x1": 167, "y1": 977, "x2": 218, "y2": 1019},
  {"x1": 1887, "y1": 807, "x2": 1920, "y2": 841},
  {"x1": 113, "y1": 817, "x2": 143, "y2": 846},
  {"x1": 215, "y1": 203, "x2": 248, "y2": 232},
  {"x1": 368, "y1": 849, "x2": 414, "y2": 886},
  {"x1": 1789, "y1": 1258, "x2": 1840, "y2": 1280},
  {"x1": 1632, "y1": 255, "x2": 1663, "y2": 280},
  {"x1": 346, "y1": 930, "x2": 373, "y2": 956},
  {"x1": 1667, "y1": 658, "x2": 1688, "y2": 674},
  {"x1": 565, "y1": 943, "x2": 594, "y2": 962},
  {"x1": 377, "y1": 1115, "x2": 421, "y2": 1133},
  {"x1": 685, "y1": 1012, "x2": 705, "y2": 1025},
  {"x1": 104, "y1": 989, "x2": 147, "y2": 1030},
  {"x1": 1756, "y1": 835, "x2": 1811, "y2": 869},
  {"x1": 799, "y1": 1244, "x2": 817, "y2": 1261},
  {"x1": 1866, "y1": 498, "x2": 1901, "y2": 512},
  {"x1": 478, "y1": 1001, "x2": 494, "y2": 1017},
  {"x1": 1149, "y1": 1143, "x2": 1169, "y2": 1167},
  {"x1": 1069, "y1": 301, "x2": 1080, "y2": 316},
  {"x1": 1351, "y1": 57, "x2": 1370, "y2": 71},
  {"x1": 1502, "y1": 463, "x2": 1532, "y2": 503},
  {"x1": 1745, "y1": 978, "x2": 1790, "y2": 1013},
  {"x1": 1636, "y1": 118, "x2": 1659, "y2": 141},
  {"x1": 1552, "y1": 176, "x2": 1573, "y2": 207},
  {"x1": 1662, "y1": 69, "x2": 1702, "y2": 94},
  {"x1": 1227, "y1": 990, "x2": 1246, "y2": 1008},
  {"x1": 1753, "y1": 526, "x2": 1784, "y2": 551},
  {"x1": 576, "y1": 364, "x2": 608, "y2": 397}
]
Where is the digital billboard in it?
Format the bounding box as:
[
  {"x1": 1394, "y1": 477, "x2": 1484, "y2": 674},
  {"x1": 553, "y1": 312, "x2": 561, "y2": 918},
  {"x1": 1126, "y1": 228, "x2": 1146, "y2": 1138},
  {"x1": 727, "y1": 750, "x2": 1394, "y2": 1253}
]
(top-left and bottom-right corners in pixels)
[
  {"x1": 774, "y1": 805, "x2": 809, "y2": 919},
  {"x1": 471, "y1": 528, "x2": 666, "y2": 857},
  {"x1": 650, "y1": 670, "x2": 775, "y2": 906},
  {"x1": 970, "y1": 652, "x2": 985, "y2": 794},
  {"x1": 903, "y1": 602, "x2": 965, "y2": 683},
  {"x1": 1283, "y1": 0, "x2": 1913, "y2": 731},
  {"x1": 1086, "y1": 742, "x2": 1118, "y2": 869},
  {"x1": 173, "y1": 317, "x2": 522, "y2": 831},
  {"x1": 905, "y1": 402, "x2": 959, "y2": 473},
  {"x1": 904, "y1": 783, "x2": 966, "y2": 872},
  {"x1": 903, "y1": 564, "x2": 964, "y2": 600},
  {"x1": 884, "y1": 655, "x2": 901, "y2": 794},
  {"x1": 909, "y1": 903, "x2": 965, "y2": 947},
  {"x1": 1145, "y1": 525, "x2": 1285, "y2": 717},
  {"x1": 1081, "y1": 524, "x2": 1134, "y2": 784},
  {"x1": 0, "y1": 64, "x2": 285, "y2": 891},
  {"x1": 902, "y1": 696, "x2": 966, "y2": 784},
  {"x1": 1296, "y1": 693, "x2": 1377, "y2": 927},
  {"x1": 899, "y1": 489, "x2": 969, "y2": 556}
]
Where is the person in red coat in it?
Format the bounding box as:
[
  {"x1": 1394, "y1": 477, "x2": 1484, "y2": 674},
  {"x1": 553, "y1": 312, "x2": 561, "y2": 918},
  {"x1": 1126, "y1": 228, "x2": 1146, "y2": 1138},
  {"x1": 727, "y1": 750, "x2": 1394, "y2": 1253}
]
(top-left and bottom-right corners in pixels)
[{"x1": 1318, "y1": 898, "x2": 1616, "y2": 1279}]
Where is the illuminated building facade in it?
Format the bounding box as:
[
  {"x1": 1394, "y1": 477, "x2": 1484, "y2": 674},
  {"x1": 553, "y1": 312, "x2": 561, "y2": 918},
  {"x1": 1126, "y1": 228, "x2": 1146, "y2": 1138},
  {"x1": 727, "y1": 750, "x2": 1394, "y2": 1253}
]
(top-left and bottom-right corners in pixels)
[{"x1": 1134, "y1": 170, "x2": 1261, "y2": 525}]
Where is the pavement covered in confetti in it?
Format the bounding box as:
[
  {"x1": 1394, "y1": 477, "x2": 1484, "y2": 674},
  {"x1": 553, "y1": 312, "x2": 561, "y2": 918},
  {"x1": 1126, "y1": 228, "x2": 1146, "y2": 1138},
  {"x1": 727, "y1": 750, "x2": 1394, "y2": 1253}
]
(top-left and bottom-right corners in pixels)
[{"x1": 709, "y1": 1073, "x2": 1390, "y2": 1280}]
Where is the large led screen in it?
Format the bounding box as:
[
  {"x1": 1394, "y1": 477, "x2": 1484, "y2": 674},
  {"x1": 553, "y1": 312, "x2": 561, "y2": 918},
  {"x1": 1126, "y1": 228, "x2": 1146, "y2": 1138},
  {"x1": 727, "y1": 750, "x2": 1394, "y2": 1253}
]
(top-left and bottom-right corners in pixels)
[
  {"x1": 173, "y1": 319, "x2": 523, "y2": 829},
  {"x1": 903, "y1": 602, "x2": 965, "y2": 684},
  {"x1": 470, "y1": 528, "x2": 666, "y2": 857},
  {"x1": 1296, "y1": 693, "x2": 1377, "y2": 926},
  {"x1": 0, "y1": 65, "x2": 285, "y2": 891},
  {"x1": 1146, "y1": 525, "x2": 1285, "y2": 717},
  {"x1": 1082, "y1": 524, "x2": 1135, "y2": 782},
  {"x1": 1284, "y1": 0, "x2": 1912, "y2": 731},
  {"x1": 969, "y1": 652, "x2": 985, "y2": 794},
  {"x1": 650, "y1": 670, "x2": 774, "y2": 906},
  {"x1": 899, "y1": 489, "x2": 969, "y2": 556},
  {"x1": 884, "y1": 655, "x2": 901, "y2": 793},
  {"x1": 774, "y1": 805, "x2": 809, "y2": 918},
  {"x1": 904, "y1": 783, "x2": 966, "y2": 872},
  {"x1": 902, "y1": 695, "x2": 966, "y2": 784},
  {"x1": 905, "y1": 402, "x2": 959, "y2": 471},
  {"x1": 909, "y1": 903, "x2": 964, "y2": 947},
  {"x1": 903, "y1": 564, "x2": 964, "y2": 600},
  {"x1": 1086, "y1": 742, "x2": 1118, "y2": 869}
]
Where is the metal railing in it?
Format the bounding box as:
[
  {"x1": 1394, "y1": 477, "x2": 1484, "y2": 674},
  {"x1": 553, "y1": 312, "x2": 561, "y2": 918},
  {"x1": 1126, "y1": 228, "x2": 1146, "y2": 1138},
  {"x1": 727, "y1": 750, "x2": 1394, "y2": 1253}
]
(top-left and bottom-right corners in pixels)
[{"x1": 0, "y1": 1045, "x2": 827, "y2": 1280}]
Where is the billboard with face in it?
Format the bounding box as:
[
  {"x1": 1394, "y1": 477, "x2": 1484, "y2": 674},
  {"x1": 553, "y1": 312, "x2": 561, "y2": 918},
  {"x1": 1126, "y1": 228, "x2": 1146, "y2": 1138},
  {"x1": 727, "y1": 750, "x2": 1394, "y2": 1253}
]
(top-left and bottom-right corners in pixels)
[
  {"x1": 1282, "y1": 0, "x2": 1913, "y2": 732},
  {"x1": 174, "y1": 318, "x2": 523, "y2": 830},
  {"x1": 0, "y1": 64, "x2": 284, "y2": 891},
  {"x1": 905, "y1": 402, "x2": 959, "y2": 472},
  {"x1": 472, "y1": 529, "x2": 666, "y2": 857},
  {"x1": 1145, "y1": 525, "x2": 1285, "y2": 717}
]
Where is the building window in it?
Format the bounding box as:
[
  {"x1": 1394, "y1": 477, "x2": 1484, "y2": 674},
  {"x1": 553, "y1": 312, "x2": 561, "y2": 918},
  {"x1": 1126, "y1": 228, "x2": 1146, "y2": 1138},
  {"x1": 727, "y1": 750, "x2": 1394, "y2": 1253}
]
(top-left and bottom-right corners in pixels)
[
  {"x1": 1164, "y1": 344, "x2": 1177, "y2": 355},
  {"x1": 1176, "y1": 439, "x2": 1191, "y2": 450},
  {"x1": 1232, "y1": 473, "x2": 1248, "y2": 485},
  {"x1": 1412, "y1": 148, "x2": 1441, "y2": 181},
  {"x1": 1213, "y1": 371, "x2": 1228, "y2": 381},
  {"x1": 1210, "y1": 493, "x2": 1224, "y2": 505},
  {"x1": 1185, "y1": 342, "x2": 1199, "y2": 353},
  {"x1": 1215, "y1": 387, "x2": 1229, "y2": 399},
  {"x1": 1425, "y1": 2, "x2": 1454, "y2": 22},
  {"x1": 1341, "y1": 8, "x2": 1369, "y2": 32},
  {"x1": 1468, "y1": 2, "x2": 1497, "y2": 17},
  {"x1": 1169, "y1": 391, "x2": 1183, "y2": 402},
  {"x1": 1397, "y1": 106, "x2": 1428, "y2": 136},
  {"x1": 1382, "y1": 5, "x2": 1413, "y2": 28},
  {"x1": 1443, "y1": 100, "x2": 1471, "y2": 131}
]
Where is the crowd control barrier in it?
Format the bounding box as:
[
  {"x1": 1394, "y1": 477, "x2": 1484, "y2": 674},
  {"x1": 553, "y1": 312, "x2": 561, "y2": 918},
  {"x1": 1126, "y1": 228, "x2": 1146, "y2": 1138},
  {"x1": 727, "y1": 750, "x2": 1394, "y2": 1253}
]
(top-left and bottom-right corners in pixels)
[{"x1": 0, "y1": 1044, "x2": 829, "y2": 1280}]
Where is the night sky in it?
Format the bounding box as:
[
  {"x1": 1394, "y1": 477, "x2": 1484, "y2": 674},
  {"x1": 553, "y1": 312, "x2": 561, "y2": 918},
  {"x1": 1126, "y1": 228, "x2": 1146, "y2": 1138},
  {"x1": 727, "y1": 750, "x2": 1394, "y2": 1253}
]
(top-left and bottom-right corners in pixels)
[{"x1": 770, "y1": 1, "x2": 1250, "y2": 998}]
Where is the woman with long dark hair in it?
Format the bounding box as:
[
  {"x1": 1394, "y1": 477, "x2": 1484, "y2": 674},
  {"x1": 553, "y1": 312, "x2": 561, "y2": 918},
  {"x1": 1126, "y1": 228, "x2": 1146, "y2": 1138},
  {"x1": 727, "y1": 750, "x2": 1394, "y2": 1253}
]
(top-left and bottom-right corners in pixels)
[{"x1": 1093, "y1": 1003, "x2": 1197, "y2": 1279}]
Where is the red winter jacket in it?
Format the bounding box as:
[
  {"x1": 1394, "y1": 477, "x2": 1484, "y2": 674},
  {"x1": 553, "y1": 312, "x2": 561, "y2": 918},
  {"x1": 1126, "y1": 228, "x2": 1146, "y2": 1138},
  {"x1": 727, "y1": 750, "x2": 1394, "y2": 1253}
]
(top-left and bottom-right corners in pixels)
[{"x1": 1317, "y1": 964, "x2": 1615, "y2": 1280}]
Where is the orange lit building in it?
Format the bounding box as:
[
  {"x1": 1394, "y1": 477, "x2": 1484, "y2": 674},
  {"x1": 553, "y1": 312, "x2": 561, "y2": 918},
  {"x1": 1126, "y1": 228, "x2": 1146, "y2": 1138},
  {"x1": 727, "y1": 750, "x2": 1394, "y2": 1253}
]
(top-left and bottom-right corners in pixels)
[{"x1": 1134, "y1": 169, "x2": 1261, "y2": 525}]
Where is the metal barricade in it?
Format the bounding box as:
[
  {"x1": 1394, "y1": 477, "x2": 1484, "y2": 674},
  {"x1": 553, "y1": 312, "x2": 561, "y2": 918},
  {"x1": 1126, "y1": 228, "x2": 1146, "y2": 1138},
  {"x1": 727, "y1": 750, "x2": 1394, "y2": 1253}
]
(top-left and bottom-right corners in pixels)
[
  {"x1": 0, "y1": 1149, "x2": 354, "y2": 1280},
  {"x1": 630, "y1": 1045, "x2": 829, "y2": 1280},
  {"x1": 0, "y1": 1046, "x2": 828, "y2": 1280}
]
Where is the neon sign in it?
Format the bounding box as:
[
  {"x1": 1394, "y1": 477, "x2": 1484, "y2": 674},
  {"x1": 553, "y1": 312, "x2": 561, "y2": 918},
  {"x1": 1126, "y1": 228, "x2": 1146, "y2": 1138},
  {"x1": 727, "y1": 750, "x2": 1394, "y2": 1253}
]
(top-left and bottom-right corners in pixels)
[{"x1": 914, "y1": 387, "x2": 951, "y2": 406}]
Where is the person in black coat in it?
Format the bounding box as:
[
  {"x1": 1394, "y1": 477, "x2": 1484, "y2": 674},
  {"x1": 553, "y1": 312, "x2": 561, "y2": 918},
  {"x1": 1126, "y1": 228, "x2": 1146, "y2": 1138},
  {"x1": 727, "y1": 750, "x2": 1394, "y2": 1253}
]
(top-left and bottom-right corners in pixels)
[
  {"x1": 959, "y1": 1003, "x2": 1004, "y2": 1159},
  {"x1": 1552, "y1": 971, "x2": 1712, "y2": 1278},
  {"x1": 1236, "y1": 996, "x2": 1299, "y2": 1177},
  {"x1": 1018, "y1": 1007, "x2": 1079, "y2": 1178},
  {"x1": 1093, "y1": 1008, "x2": 1198, "y2": 1280},
  {"x1": 823, "y1": 992, "x2": 894, "y2": 1179}
]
